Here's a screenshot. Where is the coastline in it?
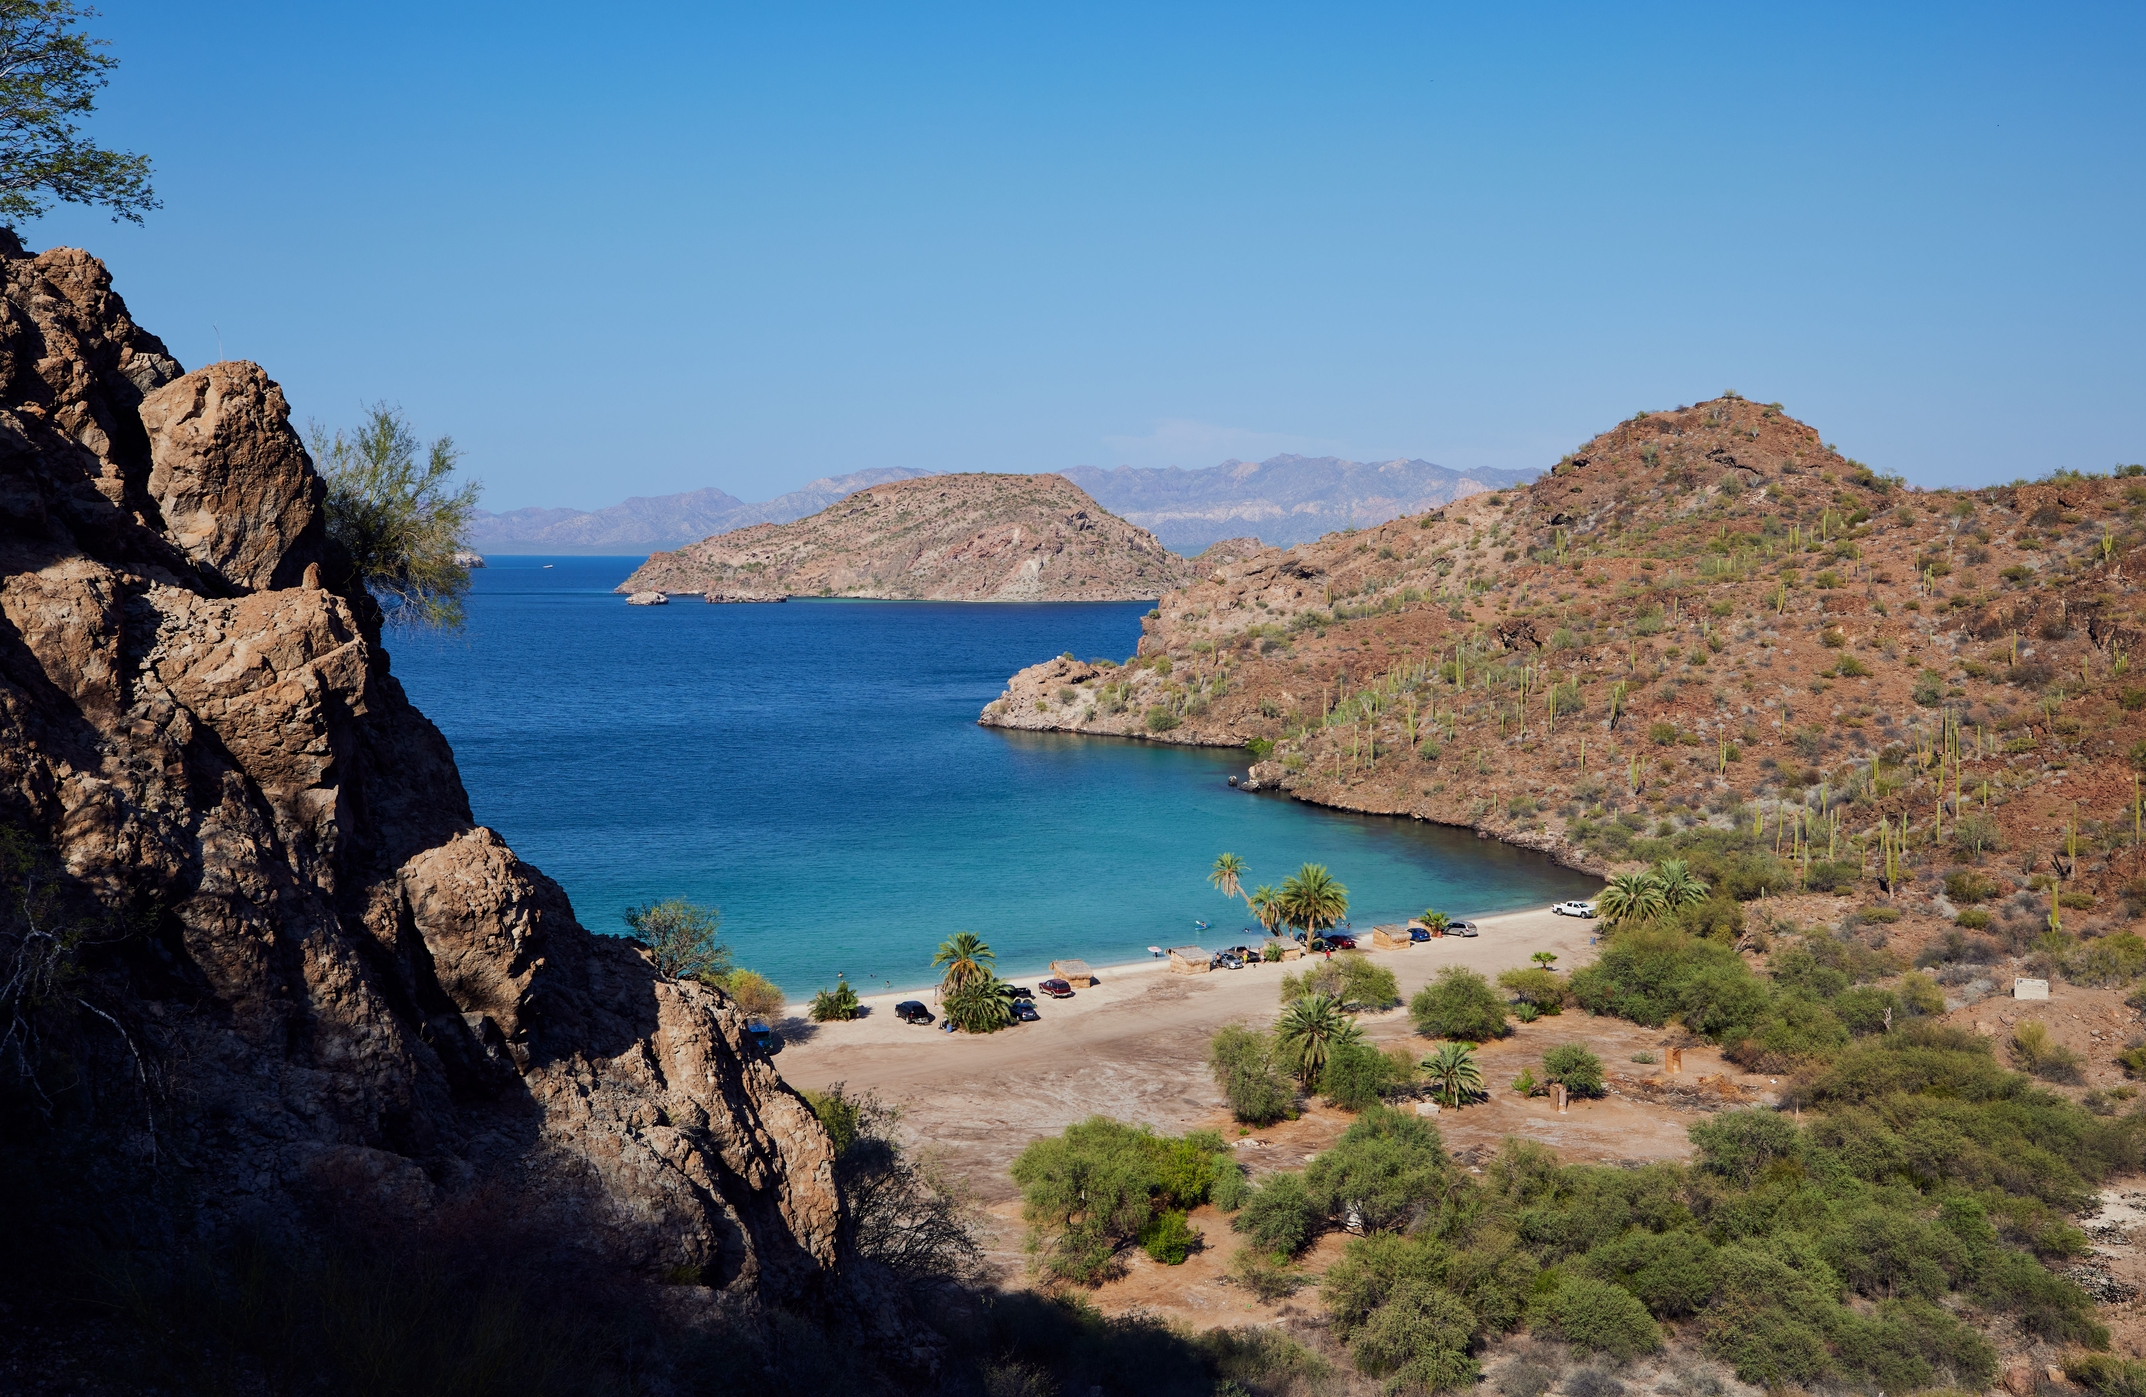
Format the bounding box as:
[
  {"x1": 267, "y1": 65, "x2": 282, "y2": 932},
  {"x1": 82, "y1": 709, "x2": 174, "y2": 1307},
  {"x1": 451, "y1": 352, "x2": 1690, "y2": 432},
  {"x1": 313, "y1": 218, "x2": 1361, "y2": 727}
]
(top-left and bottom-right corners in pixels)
[{"x1": 775, "y1": 903, "x2": 1588, "y2": 1019}]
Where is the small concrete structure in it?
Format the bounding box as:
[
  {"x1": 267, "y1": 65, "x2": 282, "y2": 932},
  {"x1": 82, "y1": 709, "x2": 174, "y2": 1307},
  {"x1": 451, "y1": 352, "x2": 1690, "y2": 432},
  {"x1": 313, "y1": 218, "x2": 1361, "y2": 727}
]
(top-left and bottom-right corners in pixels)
[
  {"x1": 1167, "y1": 947, "x2": 1211, "y2": 975},
  {"x1": 1414, "y1": 1100, "x2": 1442, "y2": 1116},
  {"x1": 1050, "y1": 958, "x2": 1096, "y2": 987},
  {"x1": 1371, "y1": 924, "x2": 1412, "y2": 950},
  {"x1": 2013, "y1": 978, "x2": 2050, "y2": 1000}
]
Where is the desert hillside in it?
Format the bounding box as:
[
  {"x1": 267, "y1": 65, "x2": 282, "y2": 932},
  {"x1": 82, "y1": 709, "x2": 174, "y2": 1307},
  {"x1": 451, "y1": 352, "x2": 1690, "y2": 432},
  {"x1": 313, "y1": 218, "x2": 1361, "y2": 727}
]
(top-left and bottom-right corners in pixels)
[
  {"x1": 988, "y1": 395, "x2": 2146, "y2": 915},
  {"x1": 618, "y1": 471, "x2": 1197, "y2": 601}
]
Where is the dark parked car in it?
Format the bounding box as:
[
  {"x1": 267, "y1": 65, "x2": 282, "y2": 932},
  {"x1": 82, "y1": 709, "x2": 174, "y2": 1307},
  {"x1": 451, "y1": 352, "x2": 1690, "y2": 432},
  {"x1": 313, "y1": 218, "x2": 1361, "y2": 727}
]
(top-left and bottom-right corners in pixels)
[
  {"x1": 1408, "y1": 927, "x2": 1433, "y2": 942},
  {"x1": 1038, "y1": 978, "x2": 1075, "y2": 999},
  {"x1": 1010, "y1": 998, "x2": 1040, "y2": 1022},
  {"x1": 1008, "y1": 985, "x2": 1035, "y2": 1000},
  {"x1": 1324, "y1": 932, "x2": 1358, "y2": 950},
  {"x1": 747, "y1": 1020, "x2": 776, "y2": 1052},
  {"x1": 894, "y1": 1000, "x2": 935, "y2": 1024}
]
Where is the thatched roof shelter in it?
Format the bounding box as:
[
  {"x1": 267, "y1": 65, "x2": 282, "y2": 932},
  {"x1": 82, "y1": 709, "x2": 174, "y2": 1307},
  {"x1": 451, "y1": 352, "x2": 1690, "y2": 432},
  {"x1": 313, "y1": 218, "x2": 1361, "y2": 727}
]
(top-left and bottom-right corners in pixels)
[
  {"x1": 1050, "y1": 958, "x2": 1096, "y2": 987},
  {"x1": 1166, "y1": 947, "x2": 1210, "y2": 975}
]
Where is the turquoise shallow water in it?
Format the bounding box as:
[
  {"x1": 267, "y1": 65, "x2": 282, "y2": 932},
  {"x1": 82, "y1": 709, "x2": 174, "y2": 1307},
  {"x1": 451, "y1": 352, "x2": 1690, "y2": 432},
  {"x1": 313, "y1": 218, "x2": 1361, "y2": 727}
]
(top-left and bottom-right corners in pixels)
[{"x1": 388, "y1": 558, "x2": 1598, "y2": 997}]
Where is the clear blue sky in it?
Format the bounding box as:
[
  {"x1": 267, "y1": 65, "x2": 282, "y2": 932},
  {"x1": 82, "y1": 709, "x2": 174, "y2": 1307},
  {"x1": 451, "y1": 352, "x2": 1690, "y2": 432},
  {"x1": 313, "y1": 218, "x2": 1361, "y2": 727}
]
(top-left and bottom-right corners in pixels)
[{"x1": 35, "y1": 2, "x2": 2145, "y2": 510}]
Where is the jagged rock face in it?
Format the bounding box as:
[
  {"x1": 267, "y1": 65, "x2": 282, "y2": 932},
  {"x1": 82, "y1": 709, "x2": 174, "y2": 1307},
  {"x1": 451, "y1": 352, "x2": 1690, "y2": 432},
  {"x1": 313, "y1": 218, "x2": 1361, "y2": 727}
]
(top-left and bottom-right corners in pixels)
[
  {"x1": 618, "y1": 471, "x2": 1197, "y2": 601},
  {"x1": 0, "y1": 242, "x2": 838, "y2": 1298}
]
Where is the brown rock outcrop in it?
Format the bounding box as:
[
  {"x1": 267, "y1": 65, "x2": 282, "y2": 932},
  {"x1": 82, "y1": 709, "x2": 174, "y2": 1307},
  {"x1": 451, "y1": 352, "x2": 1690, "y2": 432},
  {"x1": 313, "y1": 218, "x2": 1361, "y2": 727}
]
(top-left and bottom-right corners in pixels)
[
  {"x1": 0, "y1": 240, "x2": 838, "y2": 1300},
  {"x1": 618, "y1": 471, "x2": 1196, "y2": 601}
]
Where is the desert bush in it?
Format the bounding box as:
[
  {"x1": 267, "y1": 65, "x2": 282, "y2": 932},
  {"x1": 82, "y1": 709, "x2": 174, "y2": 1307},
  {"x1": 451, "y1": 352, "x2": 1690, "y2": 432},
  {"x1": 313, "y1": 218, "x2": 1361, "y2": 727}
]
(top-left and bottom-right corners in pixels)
[
  {"x1": 2069, "y1": 932, "x2": 2146, "y2": 986},
  {"x1": 2011, "y1": 1020, "x2": 2085, "y2": 1083},
  {"x1": 1335, "y1": 951, "x2": 1401, "y2": 1008},
  {"x1": 624, "y1": 897, "x2": 729, "y2": 979},
  {"x1": 1542, "y1": 1043, "x2": 1604, "y2": 1097},
  {"x1": 1320, "y1": 1040, "x2": 1413, "y2": 1110},
  {"x1": 1010, "y1": 1119, "x2": 1226, "y2": 1285},
  {"x1": 1688, "y1": 1109, "x2": 1801, "y2": 1186},
  {"x1": 1498, "y1": 965, "x2": 1567, "y2": 1011},
  {"x1": 1225, "y1": 1245, "x2": 1303, "y2": 1301},
  {"x1": 1944, "y1": 870, "x2": 2000, "y2": 904},
  {"x1": 1138, "y1": 1209, "x2": 1201, "y2": 1264},
  {"x1": 1207, "y1": 1024, "x2": 1296, "y2": 1126},
  {"x1": 1533, "y1": 1276, "x2": 1661, "y2": 1360},
  {"x1": 1303, "y1": 1106, "x2": 1450, "y2": 1234},
  {"x1": 1410, "y1": 966, "x2": 1510, "y2": 1041},
  {"x1": 1233, "y1": 1171, "x2": 1318, "y2": 1257},
  {"x1": 707, "y1": 967, "x2": 785, "y2": 1020}
]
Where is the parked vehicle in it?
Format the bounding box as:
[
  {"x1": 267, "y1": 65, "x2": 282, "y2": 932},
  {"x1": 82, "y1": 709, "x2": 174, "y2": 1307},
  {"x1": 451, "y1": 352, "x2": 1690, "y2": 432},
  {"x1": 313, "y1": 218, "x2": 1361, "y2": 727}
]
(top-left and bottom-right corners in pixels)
[
  {"x1": 1216, "y1": 952, "x2": 1246, "y2": 970},
  {"x1": 1011, "y1": 999, "x2": 1040, "y2": 1022},
  {"x1": 1450, "y1": 921, "x2": 1480, "y2": 938},
  {"x1": 747, "y1": 1020, "x2": 776, "y2": 1052},
  {"x1": 1324, "y1": 932, "x2": 1358, "y2": 950},
  {"x1": 1038, "y1": 978, "x2": 1075, "y2": 999},
  {"x1": 1408, "y1": 927, "x2": 1433, "y2": 942},
  {"x1": 894, "y1": 1000, "x2": 935, "y2": 1024},
  {"x1": 1552, "y1": 900, "x2": 1596, "y2": 918},
  {"x1": 1007, "y1": 984, "x2": 1035, "y2": 999}
]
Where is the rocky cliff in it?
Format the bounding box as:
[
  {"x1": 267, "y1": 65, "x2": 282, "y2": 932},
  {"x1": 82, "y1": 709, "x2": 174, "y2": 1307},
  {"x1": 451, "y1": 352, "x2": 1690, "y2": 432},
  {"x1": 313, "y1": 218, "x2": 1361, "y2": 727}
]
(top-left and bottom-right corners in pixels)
[
  {"x1": 0, "y1": 238, "x2": 838, "y2": 1300},
  {"x1": 986, "y1": 396, "x2": 2146, "y2": 909},
  {"x1": 617, "y1": 471, "x2": 1195, "y2": 601}
]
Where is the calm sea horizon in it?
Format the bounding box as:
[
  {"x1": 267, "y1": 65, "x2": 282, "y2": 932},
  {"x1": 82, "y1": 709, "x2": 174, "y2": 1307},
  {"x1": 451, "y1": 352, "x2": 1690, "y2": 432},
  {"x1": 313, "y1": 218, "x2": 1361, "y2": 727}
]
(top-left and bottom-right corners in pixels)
[{"x1": 388, "y1": 557, "x2": 1598, "y2": 998}]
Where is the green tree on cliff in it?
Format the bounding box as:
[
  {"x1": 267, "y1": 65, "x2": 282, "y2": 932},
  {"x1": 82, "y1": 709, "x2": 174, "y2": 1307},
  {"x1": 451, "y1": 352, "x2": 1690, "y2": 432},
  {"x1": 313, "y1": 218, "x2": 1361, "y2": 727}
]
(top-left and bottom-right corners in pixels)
[
  {"x1": 311, "y1": 404, "x2": 481, "y2": 630},
  {"x1": 0, "y1": 2, "x2": 157, "y2": 225}
]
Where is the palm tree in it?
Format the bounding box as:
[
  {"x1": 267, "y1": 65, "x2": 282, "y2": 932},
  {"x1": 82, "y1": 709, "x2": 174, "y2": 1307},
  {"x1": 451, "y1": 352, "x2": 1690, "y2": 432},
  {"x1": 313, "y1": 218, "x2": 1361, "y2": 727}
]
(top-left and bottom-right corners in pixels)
[
  {"x1": 1531, "y1": 951, "x2": 1558, "y2": 970},
  {"x1": 1275, "y1": 992, "x2": 1363, "y2": 1085},
  {"x1": 1417, "y1": 908, "x2": 1450, "y2": 935},
  {"x1": 1422, "y1": 1042, "x2": 1483, "y2": 1107},
  {"x1": 1279, "y1": 864, "x2": 1350, "y2": 937},
  {"x1": 1595, "y1": 872, "x2": 1666, "y2": 928},
  {"x1": 932, "y1": 932, "x2": 995, "y2": 990},
  {"x1": 1250, "y1": 885, "x2": 1284, "y2": 936},
  {"x1": 943, "y1": 976, "x2": 1014, "y2": 1033},
  {"x1": 1654, "y1": 858, "x2": 1709, "y2": 910},
  {"x1": 1210, "y1": 852, "x2": 1249, "y2": 906}
]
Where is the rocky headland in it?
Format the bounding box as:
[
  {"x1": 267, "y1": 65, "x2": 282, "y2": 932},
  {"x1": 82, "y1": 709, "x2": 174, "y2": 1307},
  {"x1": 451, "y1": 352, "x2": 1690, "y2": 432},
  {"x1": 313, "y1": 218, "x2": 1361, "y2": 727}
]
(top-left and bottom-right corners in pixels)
[
  {"x1": 986, "y1": 395, "x2": 2146, "y2": 906},
  {"x1": 616, "y1": 471, "x2": 1195, "y2": 601},
  {"x1": 0, "y1": 237, "x2": 845, "y2": 1318}
]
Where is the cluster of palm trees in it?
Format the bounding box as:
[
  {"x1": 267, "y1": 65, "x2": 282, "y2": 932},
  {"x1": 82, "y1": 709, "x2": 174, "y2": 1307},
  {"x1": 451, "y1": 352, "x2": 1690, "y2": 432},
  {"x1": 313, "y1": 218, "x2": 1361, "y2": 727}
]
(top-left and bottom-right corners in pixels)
[
  {"x1": 932, "y1": 931, "x2": 1016, "y2": 1033},
  {"x1": 1273, "y1": 991, "x2": 1361, "y2": 1085},
  {"x1": 1209, "y1": 853, "x2": 1350, "y2": 939},
  {"x1": 1595, "y1": 858, "x2": 1710, "y2": 927}
]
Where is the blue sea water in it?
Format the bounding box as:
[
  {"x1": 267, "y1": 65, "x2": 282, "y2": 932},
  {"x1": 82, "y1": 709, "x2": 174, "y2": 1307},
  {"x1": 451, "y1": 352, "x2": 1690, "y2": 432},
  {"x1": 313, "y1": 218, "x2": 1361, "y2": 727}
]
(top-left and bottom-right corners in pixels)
[{"x1": 388, "y1": 558, "x2": 1599, "y2": 998}]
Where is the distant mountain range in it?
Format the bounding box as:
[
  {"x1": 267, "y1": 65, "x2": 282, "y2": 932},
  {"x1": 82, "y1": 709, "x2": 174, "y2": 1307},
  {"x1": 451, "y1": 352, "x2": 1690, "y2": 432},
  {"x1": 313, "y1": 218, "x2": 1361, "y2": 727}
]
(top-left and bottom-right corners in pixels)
[
  {"x1": 469, "y1": 455, "x2": 1536, "y2": 556},
  {"x1": 1063, "y1": 455, "x2": 1537, "y2": 553},
  {"x1": 465, "y1": 467, "x2": 934, "y2": 554}
]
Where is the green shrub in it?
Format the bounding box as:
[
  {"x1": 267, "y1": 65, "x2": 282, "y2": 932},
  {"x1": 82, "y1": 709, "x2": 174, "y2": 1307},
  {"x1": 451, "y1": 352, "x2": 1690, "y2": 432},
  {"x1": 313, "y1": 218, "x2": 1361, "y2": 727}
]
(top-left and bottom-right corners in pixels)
[
  {"x1": 1955, "y1": 908, "x2": 1992, "y2": 929},
  {"x1": 2068, "y1": 1353, "x2": 2146, "y2": 1397},
  {"x1": 1534, "y1": 1276, "x2": 1661, "y2": 1359},
  {"x1": 1648, "y1": 721, "x2": 1679, "y2": 745},
  {"x1": 1206, "y1": 1024, "x2": 1296, "y2": 1126},
  {"x1": 1944, "y1": 870, "x2": 2000, "y2": 904},
  {"x1": 1233, "y1": 1171, "x2": 1318, "y2": 1257},
  {"x1": 1209, "y1": 1155, "x2": 1251, "y2": 1212},
  {"x1": 1542, "y1": 1043, "x2": 1604, "y2": 1097},
  {"x1": 1335, "y1": 951, "x2": 1401, "y2": 1008},
  {"x1": 1138, "y1": 1209, "x2": 1200, "y2": 1264},
  {"x1": 2070, "y1": 932, "x2": 2146, "y2": 986},
  {"x1": 1688, "y1": 1110, "x2": 1801, "y2": 1186},
  {"x1": 1145, "y1": 706, "x2": 1180, "y2": 732},
  {"x1": 1346, "y1": 1279, "x2": 1479, "y2": 1393},
  {"x1": 1320, "y1": 1040, "x2": 1410, "y2": 1110},
  {"x1": 1498, "y1": 965, "x2": 1567, "y2": 1011},
  {"x1": 1582, "y1": 1228, "x2": 1716, "y2": 1317},
  {"x1": 1304, "y1": 1106, "x2": 1450, "y2": 1233},
  {"x1": 1410, "y1": 966, "x2": 1510, "y2": 1041}
]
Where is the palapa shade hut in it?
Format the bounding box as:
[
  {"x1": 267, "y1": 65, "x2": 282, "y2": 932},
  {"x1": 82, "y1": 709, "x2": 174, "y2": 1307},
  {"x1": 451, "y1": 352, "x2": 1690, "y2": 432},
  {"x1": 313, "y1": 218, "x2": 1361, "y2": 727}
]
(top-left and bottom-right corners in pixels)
[
  {"x1": 1370, "y1": 924, "x2": 1412, "y2": 950},
  {"x1": 1050, "y1": 958, "x2": 1096, "y2": 987},
  {"x1": 1166, "y1": 947, "x2": 1210, "y2": 975}
]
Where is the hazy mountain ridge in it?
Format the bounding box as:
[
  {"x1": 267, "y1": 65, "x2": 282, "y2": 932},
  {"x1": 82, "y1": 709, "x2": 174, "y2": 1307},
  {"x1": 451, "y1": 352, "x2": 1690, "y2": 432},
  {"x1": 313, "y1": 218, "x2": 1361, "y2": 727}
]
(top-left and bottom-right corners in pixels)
[
  {"x1": 467, "y1": 467, "x2": 934, "y2": 553},
  {"x1": 1065, "y1": 453, "x2": 1538, "y2": 552}
]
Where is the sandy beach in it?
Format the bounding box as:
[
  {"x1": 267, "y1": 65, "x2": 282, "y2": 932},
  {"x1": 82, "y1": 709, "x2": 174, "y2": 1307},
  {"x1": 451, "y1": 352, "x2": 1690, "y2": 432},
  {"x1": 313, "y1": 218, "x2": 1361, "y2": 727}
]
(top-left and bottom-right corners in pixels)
[{"x1": 774, "y1": 905, "x2": 1605, "y2": 1193}]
